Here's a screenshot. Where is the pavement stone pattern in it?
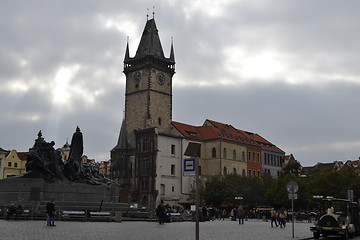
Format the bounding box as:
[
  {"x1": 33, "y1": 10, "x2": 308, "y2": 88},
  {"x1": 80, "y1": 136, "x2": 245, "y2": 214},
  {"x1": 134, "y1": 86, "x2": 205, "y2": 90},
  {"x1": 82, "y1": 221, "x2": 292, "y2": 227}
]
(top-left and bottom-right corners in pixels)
[{"x1": 0, "y1": 219, "x2": 317, "y2": 240}]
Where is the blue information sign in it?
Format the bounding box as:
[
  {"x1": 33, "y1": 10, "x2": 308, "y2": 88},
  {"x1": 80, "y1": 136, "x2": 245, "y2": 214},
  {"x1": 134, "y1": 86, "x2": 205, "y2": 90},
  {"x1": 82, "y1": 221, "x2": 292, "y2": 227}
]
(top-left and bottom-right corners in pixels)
[{"x1": 183, "y1": 158, "x2": 195, "y2": 176}]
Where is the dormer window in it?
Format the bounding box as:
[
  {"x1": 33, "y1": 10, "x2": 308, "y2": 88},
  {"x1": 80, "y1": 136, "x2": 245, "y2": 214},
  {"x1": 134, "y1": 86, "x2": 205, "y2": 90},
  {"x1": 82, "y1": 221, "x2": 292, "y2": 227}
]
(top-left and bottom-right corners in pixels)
[{"x1": 185, "y1": 131, "x2": 197, "y2": 137}]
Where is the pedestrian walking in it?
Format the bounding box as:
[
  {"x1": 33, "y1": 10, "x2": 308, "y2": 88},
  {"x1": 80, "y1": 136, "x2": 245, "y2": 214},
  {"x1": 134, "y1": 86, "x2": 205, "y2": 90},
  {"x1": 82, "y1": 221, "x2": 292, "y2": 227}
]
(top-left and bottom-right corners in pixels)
[
  {"x1": 46, "y1": 199, "x2": 56, "y2": 226},
  {"x1": 270, "y1": 210, "x2": 278, "y2": 227},
  {"x1": 278, "y1": 208, "x2": 287, "y2": 228},
  {"x1": 156, "y1": 200, "x2": 166, "y2": 224}
]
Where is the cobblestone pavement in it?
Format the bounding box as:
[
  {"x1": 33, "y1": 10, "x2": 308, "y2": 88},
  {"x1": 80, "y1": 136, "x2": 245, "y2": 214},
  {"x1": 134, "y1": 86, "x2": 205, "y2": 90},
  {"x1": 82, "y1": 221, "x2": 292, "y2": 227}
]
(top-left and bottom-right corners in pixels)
[{"x1": 0, "y1": 219, "x2": 323, "y2": 240}]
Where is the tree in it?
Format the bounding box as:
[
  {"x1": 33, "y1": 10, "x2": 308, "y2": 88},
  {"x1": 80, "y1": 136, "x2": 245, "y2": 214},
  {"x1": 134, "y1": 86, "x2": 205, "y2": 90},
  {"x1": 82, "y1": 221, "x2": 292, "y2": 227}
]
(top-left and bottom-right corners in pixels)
[{"x1": 282, "y1": 160, "x2": 302, "y2": 176}]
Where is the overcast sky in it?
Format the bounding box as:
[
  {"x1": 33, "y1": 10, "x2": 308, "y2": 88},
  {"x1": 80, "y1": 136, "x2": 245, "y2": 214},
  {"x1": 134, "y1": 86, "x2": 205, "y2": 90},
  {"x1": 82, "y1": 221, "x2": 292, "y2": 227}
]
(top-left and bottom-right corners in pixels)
[{"x1": 1, "y1": 0, "x2": 359, "y2": 167}]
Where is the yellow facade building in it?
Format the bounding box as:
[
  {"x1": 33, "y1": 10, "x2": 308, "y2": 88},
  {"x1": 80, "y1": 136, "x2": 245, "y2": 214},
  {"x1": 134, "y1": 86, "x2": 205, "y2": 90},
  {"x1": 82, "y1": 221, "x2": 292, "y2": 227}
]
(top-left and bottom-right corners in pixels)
[{"x1": 0, "y1": 150, "x2": 27, "y2": 179}]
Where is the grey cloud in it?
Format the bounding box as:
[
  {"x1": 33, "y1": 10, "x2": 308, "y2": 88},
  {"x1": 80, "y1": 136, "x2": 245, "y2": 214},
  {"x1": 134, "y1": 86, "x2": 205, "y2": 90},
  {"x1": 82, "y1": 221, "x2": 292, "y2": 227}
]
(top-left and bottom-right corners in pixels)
[{"x1": 1, "y1": 0, "x2": 359, "y2": 167}]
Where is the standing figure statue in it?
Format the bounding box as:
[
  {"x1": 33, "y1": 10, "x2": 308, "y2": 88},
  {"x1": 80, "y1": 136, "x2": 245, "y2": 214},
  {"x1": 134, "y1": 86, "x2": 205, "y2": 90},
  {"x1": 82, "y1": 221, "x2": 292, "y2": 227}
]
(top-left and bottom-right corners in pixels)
[{"x1": 64, "y1": 126, "x2": 84, "y2": 181}]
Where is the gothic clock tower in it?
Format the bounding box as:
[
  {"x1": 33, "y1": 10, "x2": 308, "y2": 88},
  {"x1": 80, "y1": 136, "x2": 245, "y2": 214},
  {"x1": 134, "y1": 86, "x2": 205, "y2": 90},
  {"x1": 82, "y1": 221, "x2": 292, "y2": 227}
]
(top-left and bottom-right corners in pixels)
[{"x1": 123, "y1": 17, "x2": 175, "y2": 146}]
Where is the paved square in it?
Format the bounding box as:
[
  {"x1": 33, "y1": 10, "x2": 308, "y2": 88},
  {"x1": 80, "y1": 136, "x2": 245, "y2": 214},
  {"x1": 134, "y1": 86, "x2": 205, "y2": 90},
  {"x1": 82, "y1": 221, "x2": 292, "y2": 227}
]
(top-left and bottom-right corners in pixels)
[{"x1": 0, "y1": 219, "x2": 316, "y2": 240}]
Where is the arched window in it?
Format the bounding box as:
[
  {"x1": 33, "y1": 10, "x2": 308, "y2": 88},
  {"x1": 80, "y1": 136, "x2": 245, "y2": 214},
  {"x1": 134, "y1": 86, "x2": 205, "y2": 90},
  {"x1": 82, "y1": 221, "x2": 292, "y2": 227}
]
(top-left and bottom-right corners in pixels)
[
  {"x1": 223, "y1": 166, "x2": 227, "y2": 176},
  {"x1": 233, "y1": 150, "x2": 236, "y2": 160},
  {"x1": 223, "y1": 148, "x2": 227, "y2": 159},
  {"x1": 242, "y1": 169, "x2": 246, "y2": 176},
  {"x1": 233, "y1": 168, "x2": 236, "y2": 175},
  {"x1": 242, "y1": 151, "x2": 245, "y2": 161},
  {"x1": 212, "y1": 147, "x2": 216, "y2": 158}
]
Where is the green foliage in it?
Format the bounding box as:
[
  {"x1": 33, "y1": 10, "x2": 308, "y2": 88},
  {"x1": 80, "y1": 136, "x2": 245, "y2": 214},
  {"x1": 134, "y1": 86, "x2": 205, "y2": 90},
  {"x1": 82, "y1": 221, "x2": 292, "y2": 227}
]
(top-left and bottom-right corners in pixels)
[
  {"x1": 282, "y1": 161, "x2": 302, "y2": 176},
  {"x1": 204, "y1": 174, "x2": 274, "y2": 207},
  {"x1": 203, "y1": 168, "x2": 360, "y2": 210}
]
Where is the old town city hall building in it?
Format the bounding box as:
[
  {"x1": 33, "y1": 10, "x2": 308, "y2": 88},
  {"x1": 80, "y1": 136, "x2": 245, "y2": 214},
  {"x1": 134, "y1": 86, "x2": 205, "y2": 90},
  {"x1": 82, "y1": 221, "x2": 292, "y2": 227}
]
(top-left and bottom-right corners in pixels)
[{"x1": 110, "y1": 16, "x2": 285, "y2": 209}]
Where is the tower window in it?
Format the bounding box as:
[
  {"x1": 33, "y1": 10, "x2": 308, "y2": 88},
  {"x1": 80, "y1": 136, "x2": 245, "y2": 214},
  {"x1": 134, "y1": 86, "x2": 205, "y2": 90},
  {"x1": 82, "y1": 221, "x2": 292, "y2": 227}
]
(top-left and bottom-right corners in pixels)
[
  {"x1": 158, "y1": 117, "x2": 162, "y2": 125},
  {"x1": 141, "y1": 138, "x2": 150, "y2": 152}
]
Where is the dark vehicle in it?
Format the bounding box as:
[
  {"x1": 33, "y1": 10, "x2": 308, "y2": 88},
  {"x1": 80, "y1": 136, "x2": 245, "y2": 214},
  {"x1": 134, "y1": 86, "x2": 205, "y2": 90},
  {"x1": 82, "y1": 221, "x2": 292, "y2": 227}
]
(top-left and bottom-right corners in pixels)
[{"x1": 310, "y1": 197, "x2": 360, "y2": 239}]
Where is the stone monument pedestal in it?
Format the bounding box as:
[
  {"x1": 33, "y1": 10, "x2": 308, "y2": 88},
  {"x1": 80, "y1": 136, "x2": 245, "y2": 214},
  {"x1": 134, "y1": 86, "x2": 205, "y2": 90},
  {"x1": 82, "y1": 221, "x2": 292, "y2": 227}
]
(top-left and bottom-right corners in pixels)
[{"x1": 0, "y1": 178, "x2": 120, "y2": 209}]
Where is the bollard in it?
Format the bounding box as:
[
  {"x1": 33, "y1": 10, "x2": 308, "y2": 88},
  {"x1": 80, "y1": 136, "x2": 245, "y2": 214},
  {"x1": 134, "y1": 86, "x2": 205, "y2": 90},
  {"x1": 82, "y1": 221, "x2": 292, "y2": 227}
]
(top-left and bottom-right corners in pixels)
[{"x1": 115, "y1": 211, "x2": 122, "y2": 222}]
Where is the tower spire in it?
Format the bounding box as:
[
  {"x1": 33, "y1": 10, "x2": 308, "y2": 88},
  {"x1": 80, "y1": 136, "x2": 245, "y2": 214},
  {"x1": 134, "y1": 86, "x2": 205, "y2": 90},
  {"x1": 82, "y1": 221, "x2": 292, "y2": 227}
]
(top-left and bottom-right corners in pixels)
[
  {"x1": 124, "y1": 36, "x2": 130, "y2": 61},
  {"x1": 169, "y1": 37, "x2": 175, "y2": 63}
]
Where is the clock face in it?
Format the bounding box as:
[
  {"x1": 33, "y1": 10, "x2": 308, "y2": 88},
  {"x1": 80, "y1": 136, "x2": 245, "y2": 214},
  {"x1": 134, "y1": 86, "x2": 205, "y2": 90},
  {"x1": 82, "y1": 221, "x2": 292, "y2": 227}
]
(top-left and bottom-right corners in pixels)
[
  {"x1": 157, "y1": 73, "x2": 165, "y2": 85},
  {"x1": 133, "y1": 72, "x2": 141, "y2": 86}
]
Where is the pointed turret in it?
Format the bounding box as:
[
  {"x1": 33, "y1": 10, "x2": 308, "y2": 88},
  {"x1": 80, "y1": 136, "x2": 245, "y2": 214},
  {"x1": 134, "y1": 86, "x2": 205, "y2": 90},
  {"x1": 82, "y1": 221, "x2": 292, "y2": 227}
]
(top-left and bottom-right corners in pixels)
[
  {"x1": 112, "y1": 119, "x2": 130, "y2": 150},
  {"x1": 169, "y1": 40, "x2": 175, "y2": 63},
  {"x1": 124, "y1": 38, "x2": 130, "y2": 62},
  {"x1": 135, "y1": 18, "x2": 165, "y2": 59},
  {"x1": 123, "y1": 17, "x2": 175, "y2": 74}
]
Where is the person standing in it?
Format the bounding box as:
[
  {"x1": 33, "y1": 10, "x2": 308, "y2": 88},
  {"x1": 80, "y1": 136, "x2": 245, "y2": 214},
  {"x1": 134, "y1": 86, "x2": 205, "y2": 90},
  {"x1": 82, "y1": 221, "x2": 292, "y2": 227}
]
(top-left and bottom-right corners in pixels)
[
  {"x1": 46, "y1": 199, "x2": 56, "y2": 226},
  {"x1": 238, "y1": 206, "x2": 245, "y2": 224},
  {"x1": 156, "y1": 200, "x2": 166, "y2": 224}
]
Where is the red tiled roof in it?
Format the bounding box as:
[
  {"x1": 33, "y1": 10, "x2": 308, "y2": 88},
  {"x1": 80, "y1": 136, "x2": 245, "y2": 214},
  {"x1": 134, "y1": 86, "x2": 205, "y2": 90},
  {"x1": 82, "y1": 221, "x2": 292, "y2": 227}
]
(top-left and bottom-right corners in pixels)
[
  {"x1": 172, "y1": 119, "x2": 284, "y2": 152},
  {"x1": 17, "y1": 152, "x2": 28, "y2": 161}
]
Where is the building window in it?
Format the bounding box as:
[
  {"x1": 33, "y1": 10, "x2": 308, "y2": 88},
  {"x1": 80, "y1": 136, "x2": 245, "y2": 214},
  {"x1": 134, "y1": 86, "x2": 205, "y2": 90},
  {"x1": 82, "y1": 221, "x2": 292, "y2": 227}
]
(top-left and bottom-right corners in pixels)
[
  {"x1": 242, "y1": 169, "x2": 246, "y2": 176},
  {"x1": 242, "y1": 151, "x2": 245, "y2": 161},
  {"x1": 139, "y1": 157, "x2": 150, "y2": 175},
  {"x1": 257, "y1": 171, "x2": 260, "y2": 177},
  {"x1": 223, "y1": 148, "x2": 227, "y2": 159},
  {"x1": 144, "y1": 178, "x2": 149, "y2": 191},
  {"x1": 248, "y1": 152, "x2": 251, "y2": 161},
  {"x1": 212, "y1": 148, "x2": 216, "y2": 158},
  {"x1": 158, "y1": 117, "x2": 162, "y2": 125},
  {"x1": 223, "y1": 167, "x2": 227, "y2": 176},
  {"x1": 160, "y1": 184, "x2": 165, "y2": 195},
  {"x1": 248, "y1": 170, "x2": 251, "y2": 177},
  {"x1": 8, "y1": 162, "x2": 12, "y2": 167},
  {"x1": 172, "y1": 186, "x2": 175, "y2": 192},
  {"x1": 253, "y1": 153, "x2": 256, "y2": 162},
  {"x1": 141, "y1": 138, "x2": 150, "y2": 152},
  {"x1": 14, "y1": 163, "x2": 18, "y2": 168},
  {"x1": 257, "y1": 153, "x2": 260, "y2": 162},
  {"x1": 171, "y1": 144, "x2": 175, "y2": 155},
  {"x1": 171, "y1": 164, "x2": 175, "y2": 175},
  {"x1": 264, "y1": 153, "x2": 267, "y2": 164},
  {"x1": 233, "y1": 150, "x2": 236, "y2": 160},
  {"x1": 233, "y1": 168, "x2": 236, "y2": 175}
]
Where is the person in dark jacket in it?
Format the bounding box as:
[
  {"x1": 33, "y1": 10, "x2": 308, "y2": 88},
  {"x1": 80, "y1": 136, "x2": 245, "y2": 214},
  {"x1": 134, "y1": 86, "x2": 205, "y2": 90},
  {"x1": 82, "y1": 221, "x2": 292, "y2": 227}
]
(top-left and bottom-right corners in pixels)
[
  {"x1": 156, "y1": 200, "x2": 166, "y2": 224},
  {"x1": 46, "y1": 200, "x2": 56, "y2": 226}
]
